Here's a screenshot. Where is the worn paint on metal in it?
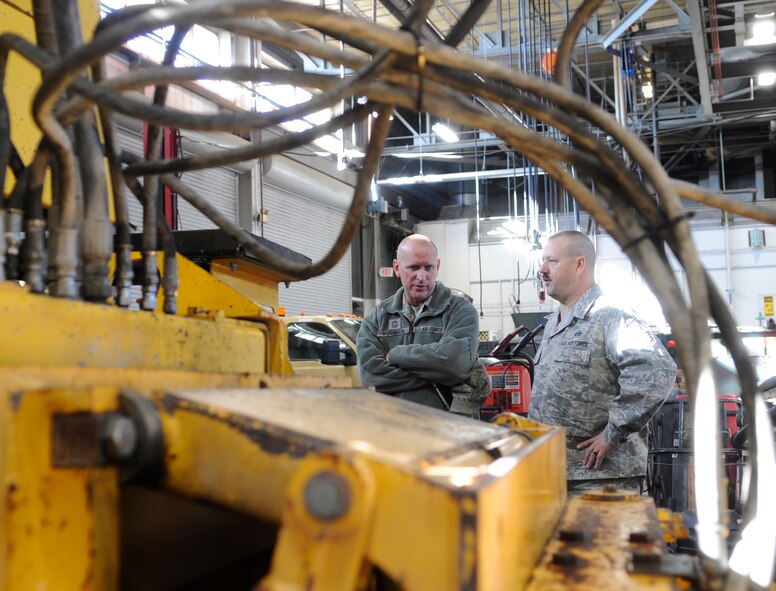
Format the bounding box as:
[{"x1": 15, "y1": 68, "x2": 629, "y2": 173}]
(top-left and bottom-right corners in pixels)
[
  {"x1": 526, "y1": 492, "x2": 682, "y2": 590},
  {"x1": 1, "y1": 387, "x2": 120, "y2": 591},
  {"x1": 148, "y1": 386, "x2": 566, "y2": 590},
  {"x1": 260, "y1": 453, "x2": 377, "y2": 591},
  {"x1": 0, "y1": 366, "x2": 350, "y2": 394},
  {"x1": 0, "y1": 283, "x2": 268, "y2": 373},
  {"x1": 116, "y1": 253, "x2": 294, "y2": 375},
  {"x1": 157, "y1": 391, "x2": 329, "y2": 458}
]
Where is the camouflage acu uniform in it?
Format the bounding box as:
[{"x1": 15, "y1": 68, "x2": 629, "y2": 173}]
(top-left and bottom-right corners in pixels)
[
  {"x1": 357, "y1": 281, "x2": 487, "y2": 412},
  {"x1": 528, "y1": 284, "x2": 676, "y2": 482}
]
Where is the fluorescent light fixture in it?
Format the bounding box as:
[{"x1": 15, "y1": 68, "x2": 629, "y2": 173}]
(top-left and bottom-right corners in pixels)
[
  {"x1": 753, "y1": 19, "x2": 775, "y2": 37},
  {"x1": 313, "y1": 148, "x2": 364, "y2": 158},
  {"x1": 432, "y1": 122, "x2": 459, "y2": 143},
  {"x1": 486, "y1": 219, "x2": 527, "y2": 238},
  {"x1": 377, "y1": 167, "x2": 547, "y2": 186},
  {"x1": 393, "y1": 152, "x2": 463, "y2": 160},
  {"x1": 745, "y1": 18, "x2": 776, "y2": 45},
  {"x1": 641, "y1": 83, "x2": 654, "y2": 99},
  {"x1": 757, "y1": 71, "x2": 776, "y2": 86}
]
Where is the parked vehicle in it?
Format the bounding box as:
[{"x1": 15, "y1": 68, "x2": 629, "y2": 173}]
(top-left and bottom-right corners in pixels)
[{"x1": 281, "y1": 314, "x2": 362, "y2": 386}]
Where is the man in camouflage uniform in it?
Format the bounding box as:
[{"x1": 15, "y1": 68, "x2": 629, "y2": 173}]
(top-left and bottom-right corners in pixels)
[
  {"x1": 528, "y1": 231, "x2": 676, "y2": 494},
  {"x1": 357, "y1": 234, "x2": 489, "y2": 417}
]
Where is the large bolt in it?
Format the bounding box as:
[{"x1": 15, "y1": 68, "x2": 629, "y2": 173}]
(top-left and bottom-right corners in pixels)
[
  {"x1": 101, "y1": 414, "x2": 138, "y2": 462},
  {"x1": 551, "y1": 551, "x2": 578, "y2": 567},
  {"x1": 559, "y1": 529, "x2": 585, "y2": 543},
  {"x1": 629, "y1": 531, "x2": 653, "y2": 543},
  {"x1": 303, "y1": 471, "x2": 351, "y2": 521}
]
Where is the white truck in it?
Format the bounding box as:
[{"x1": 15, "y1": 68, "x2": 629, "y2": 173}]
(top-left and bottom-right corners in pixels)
[{"x1": 281, "y1": 314, "x2": 362, "y2": 386}]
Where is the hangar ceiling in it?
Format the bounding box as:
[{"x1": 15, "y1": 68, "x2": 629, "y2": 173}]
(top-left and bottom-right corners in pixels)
[{"x1": 302, "y1": 0, "x2": 776, "y2": 224}]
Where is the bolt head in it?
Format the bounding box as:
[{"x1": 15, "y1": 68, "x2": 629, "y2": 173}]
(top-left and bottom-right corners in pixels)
[
  {"x1": 303, "y1": 471, "x2": 351, "y2": 521},
  {"x1": 102, "y1": 415, "x2": 138, "y2": 461}
]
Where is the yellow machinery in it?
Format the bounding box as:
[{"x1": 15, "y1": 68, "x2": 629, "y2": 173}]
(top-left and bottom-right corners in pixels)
[
  {"x1": 1, "y1": 0, "x2": 772, "y2": 587},
  {"x1": 0, "y1": 252, "x2": 693, "y2": 591}
]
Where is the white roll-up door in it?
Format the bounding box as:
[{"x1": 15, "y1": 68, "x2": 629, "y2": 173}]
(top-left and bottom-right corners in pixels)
[
  {"x1": 258, "y1": 182, "x2": 352, "y2": 316},
  {"x1": 175, "y1": 166, "x2": 237, "y2": 230},
  {"x1": 114, "y1": 124, "x2": 238, "y2": 231},
  {"x1": 114, "y1": 125, "x2": 351, "y2": 314},
  {"x1": 114, "y1": 125, "x2": 144, "y2": 230}
]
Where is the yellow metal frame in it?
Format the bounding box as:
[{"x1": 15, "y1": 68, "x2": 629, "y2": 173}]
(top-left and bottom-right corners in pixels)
[
  {"x1": 117, "y1": 252, "x2": 293, "y2": 374},
  {"x1": 527, "y1": 491, "x2": 683, "y2": 591},
  {"x1": 0, "y1": 279, "x2": 691, "y2": 591},
  {"x1": 0, "y1": 386, "x2": 120, "y2": 590},
  {"x1": 1, "y1": 0, "x2": 99, "y2": 199},
  {"x1": 1, "y1": 378, "x2": 570, "y2": 591},
  {"x1": 153, "y1": 388, "x2": 568, "y2": 590},
  {"x1": 0, "y1": 281, "x2": 271, "y2": 373}
]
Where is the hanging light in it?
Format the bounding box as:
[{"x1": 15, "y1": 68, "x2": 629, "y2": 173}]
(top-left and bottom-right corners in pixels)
[
  {"x1": 745, "y1": 14, "x2": 776, "y2": 46},
  {"x1": 757, "y1": 71, "x2": 776, "y2": 86},
  {"x1": 641, "y1": 82, "x2": 654, "y2": 100},
  {"x1": 431, "y1": 122, "x2": 459, "y2": 143}
]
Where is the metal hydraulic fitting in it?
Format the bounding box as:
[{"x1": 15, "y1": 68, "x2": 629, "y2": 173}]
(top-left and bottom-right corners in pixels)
[
  {"x1": 22, "y1": 218, "x2": 48, "y2": 293},
  {"x1": 52, "y1": 227, "x2": 80, "y2": 299}
]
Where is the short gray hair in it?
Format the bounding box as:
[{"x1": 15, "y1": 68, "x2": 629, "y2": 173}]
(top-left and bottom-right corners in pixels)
[{"x1": 550, "y1": 230, "x2": 596, "y2": 267}]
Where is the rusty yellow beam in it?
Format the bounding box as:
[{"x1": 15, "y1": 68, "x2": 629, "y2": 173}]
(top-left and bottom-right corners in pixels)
[
  {"x1": 0, "y1": 282, "x2": 271, "y2": 373},
  {"x1": 526, "y1": 488, "x2": 688, "y2": 590},
  {"x1": 0, "y1": 387, "x2": 120, "y2": 591},
  {"x1": 151, "y1": 387, "x2": 567, "y2": 590}
]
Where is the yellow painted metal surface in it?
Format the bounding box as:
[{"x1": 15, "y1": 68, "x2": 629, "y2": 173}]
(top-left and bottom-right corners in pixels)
[
  {"x1": 0, "y1": 386, "x2": 120, "y2": 591},
  {"x1": 0, "y1": 361, "x2": 690, "y2": 591},
  {"x1": 157, "y1": 253, "x2": 269, "y2": 319},
  {"x1": 119, "y1": 252, "x2": 293, "y2": 374},
  {"x1": 0, "y1": 365, "x2": 351, "y2": 393},
  {"x1": 0, "y1": 281, "x2": 269, "y2": 373},
  {"x1": 526, "y1": 490, "x2": 680, "y2": 591},
  {"x1": 150, "y1": 386, "x2": 568, "y2": 590},
  {"x1": 260, "y1": 452, "x2": 377, "y2": 591},
  {"x1": 657, "y1": 507, "x2": 691, "y2": 544},
  {"x1": 475, "y1": 421, "x2": 567, "y2": 589},
  {"x1": 211, "y1": 257, "x2": 290, "y2": 312},
  {"x1": 1, "y1": 0, "x2": 99, "y2": 198}
]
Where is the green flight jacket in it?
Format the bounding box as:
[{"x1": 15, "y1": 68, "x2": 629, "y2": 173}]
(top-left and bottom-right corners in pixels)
[{"x1": 357, "y1": 281, "x2": 482, "y2": 410}]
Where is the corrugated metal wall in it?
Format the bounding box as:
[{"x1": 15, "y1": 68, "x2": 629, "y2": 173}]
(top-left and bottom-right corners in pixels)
[
  {"x1": 114, "y1": 124, "x2": 353, "y2": 315},
  {"x1": 115, "y1": 126, "x2": 237, "y2": 230},
  {"x1": 258, "y1": 182, "x2": 351, "y2": 315}
]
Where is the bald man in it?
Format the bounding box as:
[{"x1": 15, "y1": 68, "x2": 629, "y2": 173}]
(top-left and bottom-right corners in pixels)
[
  {"x1": 529, "y1": 230, "x2": 676, "y2": 494},
  {"x1": 357, "y1": 234, "x2": 488, "y2": 415}
]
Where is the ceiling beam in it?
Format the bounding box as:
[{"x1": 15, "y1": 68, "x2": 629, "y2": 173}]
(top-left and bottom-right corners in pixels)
[
  {"x1": 687, "y1": 0, "x2": 715, "y2": 117},
  {"x1": 377, "y1": 167, "x2": 547, "y2": 185},
  {"x1": 602, "y1": 0, "x2": 661, "y2": 50}
]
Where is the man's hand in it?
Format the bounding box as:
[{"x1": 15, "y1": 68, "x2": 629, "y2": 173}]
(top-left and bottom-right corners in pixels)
[{"x1": 577, "y1": 432, "x2": 614, "y2": 470}]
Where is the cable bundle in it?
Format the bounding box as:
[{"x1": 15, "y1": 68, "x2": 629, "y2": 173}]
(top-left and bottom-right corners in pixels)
[{"x1": 0, "y1": 0, "x2": 773, "y2": 586}]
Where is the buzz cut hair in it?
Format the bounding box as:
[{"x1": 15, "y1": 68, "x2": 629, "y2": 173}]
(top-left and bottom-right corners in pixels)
[{"x1": 550, "y1": 230, "x2": 596, "y2": 267}]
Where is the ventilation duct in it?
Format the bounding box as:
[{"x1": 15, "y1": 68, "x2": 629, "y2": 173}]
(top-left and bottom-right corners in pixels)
[
  {"x1": 178, "y1": 129, "x2": 257, "y2": 173},
  {"x1": 260, "y1": 155, "x2": 355, "y2": 211}
]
